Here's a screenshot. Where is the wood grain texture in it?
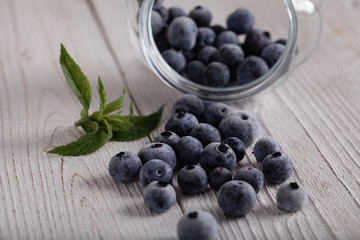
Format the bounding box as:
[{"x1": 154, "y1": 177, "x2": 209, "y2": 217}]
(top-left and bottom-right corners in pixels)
[{"x1": 0, "y1": 0, "x2": 359, "y2": 239}]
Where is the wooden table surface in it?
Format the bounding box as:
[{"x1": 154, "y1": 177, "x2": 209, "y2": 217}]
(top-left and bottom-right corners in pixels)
[{"x1": 1, "y1": 0, "x2": 359, "y2": 239}]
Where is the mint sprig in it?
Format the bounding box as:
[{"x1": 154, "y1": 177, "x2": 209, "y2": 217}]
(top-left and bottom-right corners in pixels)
[{"x1": 48, "y1": 44, "x2": 163, "y2": 156}]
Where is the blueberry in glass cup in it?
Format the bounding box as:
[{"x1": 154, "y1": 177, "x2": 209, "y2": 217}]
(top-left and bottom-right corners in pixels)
[{"x1": 126, "y1": 0, "x2": 322, "y2": 101}]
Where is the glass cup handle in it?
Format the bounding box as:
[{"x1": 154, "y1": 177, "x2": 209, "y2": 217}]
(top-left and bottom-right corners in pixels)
[{"x1": 291, "y1": 0, "x2": 323, "y2": 69}]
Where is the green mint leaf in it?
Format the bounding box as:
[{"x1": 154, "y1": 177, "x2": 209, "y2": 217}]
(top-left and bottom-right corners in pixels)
[
  {"x1": 60, "y1": 44, "x2": 92, "y2": 112},
  {"x1": 104, "y1": 115, "x2": 134, "y2": 132},
  {"x1": 98, "y1": 77, "x2": 107, "y2": 116},
  {"x1": 48, "y1": 127, "x2": 111, "y2": 156},
  {"x1": 103, "y1": 88, "x2": 126, "y2": 114},
  {"x1": 79, "y1": 120, "x2": 99, "y2": 133},
  {"x1": 111, "y1": 105, "x2": 164, "y2": 141}
]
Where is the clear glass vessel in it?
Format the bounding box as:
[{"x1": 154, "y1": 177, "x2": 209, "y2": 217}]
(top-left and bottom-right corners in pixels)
[{"x1": 126, "y1": 0, "x2": 322, "y2": 101}]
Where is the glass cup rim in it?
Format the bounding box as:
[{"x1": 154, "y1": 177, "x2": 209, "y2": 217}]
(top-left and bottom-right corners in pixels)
[{"x1": 139, "y1": 0, "x2": 298, "y2": 101}]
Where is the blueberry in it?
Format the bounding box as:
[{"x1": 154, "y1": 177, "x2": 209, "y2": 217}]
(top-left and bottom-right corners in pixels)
[
  {"x1": 203, "y1": 103, "x2": 232, "y2": 127},
  {"x1": 143, "y1": 181, "x2": 176, "y2": 214},
  {"x1": 154, "y1": 26, "x2": 171, "y2": 52},
  {"x1": 253, "y1": 136, "x2": 282, "y2": 163},
  {"x1": 222, "y1": 137, "x2": 246, "y2": 162},
  {"x1": 218, "y1": 44, "x2": 245, "y2": 68},
  {"x1": 167, "y1": 7, "x2": 186, "y2": 24},
  {"x1": 203, "y1": 62, "x2": 230, "y2": 87},
  {"x1": 108, "y1": 151, "x2": 142, "y2": 184},
  {"x1": 178, "y1": 165, "x2": 208, "y2": 195},
  {"x1": 236, "y1": 56, "x2": 269, "y2": 85},
  {"x1": 175, "y1": 136, "x2": 203, "y2": 167},
  {"x1": 190, "y1": 123, "x2": 222, "y2": 147},
  {"x1": 138, "y1": 142, "x2": 177, "y2": 169},
  {"x1": 139, "y1": 159, "x2": 173, "y2": 186},
  {"x1": 242, "y1": 29, "x2": 272, "y2": 56},
  {"x1": 218, "y1": 111, "x2": 259, "y2": 148},
  {"x1": 200, "y1": 142, "x2": 237, "y2": 172},
  {"x1": 234, "y1": 166, "x2": 264, "y2": 193},
  {"x1": 155, "y1": 6, "x2": 169, "y2": 23},
  {"x1": 189, "y1": 6, "x2": 212, "y2": 27},
  {"x1": 261, "y1": 43, "x2": 286, "y2": 68},
  {"x1": 171, "y1": 94, "x2": 205, "y2": 119},
  {"x1": 197, "y1": 46, "x2": 219, "y2": 65},
  {"x1": 276, "y1": 182, "x2": 308, "y2": 212},
  {"x1": 262, "y1": 152, "x2": 293, "y2": 184},
  {"x1": 183, "y1": 48, "x2": 196, "y2": 62},
  {"x1": 210, "y1": 25, "x2": 226, "y2": 36},
  {"x1": 165, "y1": 112, "x2": 199, "y2": 137},
  {"x1": 168, "y1": 16, "x2": 198, "y2": 50},
  {"x1": 151, "y1": 10, "x2": 163, "y2": 35},
  {"x1": 161, "y1": 49, "x2": 186, "y2": 73},
  {"x1": 215, "y1": 30, "x2": 239, "y2": 48},
  {"x1": 226, "y1": 8, "x2": 255, "y2": 34},
  {"x1": 217, "y1": 180, "x2": 256, "y2": 217},
  {"x1": 153, "y1": 131, "x2": 180, "y2": 148},
  {"x1": 208, "y1": 167, "x2": 233, "y2": 191},
  {"x1": 196, "y1": 27, "x2": 216, "y2": 49},
  {"x1": 177, "y1": 211, "x2": 218, "y2": 240},
  {"x1": 275, "y1": 38, "x2": 287, "y2": 46},
  {"x1": 183, "y1": 60, "x2": 206, "y2": 84}
]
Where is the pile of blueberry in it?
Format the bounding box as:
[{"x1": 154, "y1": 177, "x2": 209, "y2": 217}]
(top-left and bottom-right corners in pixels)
[
  {"x1": 147, "y1": 0, "x2": 287, "y2": 87},
  {"x1": 108, "y1": 94, "x2": 308, "y2": 240}
]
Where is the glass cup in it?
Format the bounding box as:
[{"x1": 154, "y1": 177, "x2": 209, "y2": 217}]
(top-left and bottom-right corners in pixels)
[{"x1": 126, "y1": 0, "x2": 322, "y2": 101}]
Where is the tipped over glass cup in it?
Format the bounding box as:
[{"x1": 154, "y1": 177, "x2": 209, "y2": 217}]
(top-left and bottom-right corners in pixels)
[{"x1": 126, "y1": 0, "x2": 322, "y2": 101}]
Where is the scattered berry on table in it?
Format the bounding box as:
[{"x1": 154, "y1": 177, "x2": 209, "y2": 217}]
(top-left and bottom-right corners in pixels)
[
  {"x1": 175, "y1": 136, "x2": 203, "y2": 167},
  {"x1": 218, "y1": 44, "x2": 245, "y2": 68},
  {"x1": 236, "y1": 56, "x2": 269, "y2": 85},
  {"x1": 208, "y1": 167, "x2": 233, "y2": 191},
  {"x1": 253, "y1": 136, "x2": 282, "y2": 163},
  {"x1": 153, "y1": 131, "x2": 180, "y2": 148},
  {"x1": 217, "y1": 180, "x2": 257, "y2": 217},
  {"x1": 167, "y1": 7, "x2": 186, "y2": 24},
  {"x1": 177, "y1": 210, "x2": 218, "y2": 240},
  {"x1": 108, "y1": 151, "x2": 142, "y2": 184},
  {"x1": 222, "y1": 136, "x2": 246, "y2": 162},
  {"x1": 261, "y1": 43, "x2": 286, "y2": 68},
  {"x1": 151, "y1": 10, "x2": 164, "y2": 35},
  {"x1": 262, "y1": 152, "x2": 293, "y2": 184},
  {"x1": 203, "y1": 62, "x2": 230, "y2": 87},
  {"x1": 195, "y1": 27, "x2": 216, "y2": 49},
  {"x1": 183, "y1": 60, "x2": 206, "y2": 84},
  {"x1": 210, "y1": 24, "x2": 226, "y2": 36},
  {"x1": 218, "y1": 111, "x2": 259, "y2": 148},
  {"x1": 215, "y1": 30, "x2": 239, "y2": 48},
  {"x1": 178, "y1": 165, "x2": 208, "y2": 195},
  {"x1": 234, "y1": 166, "x2": 264, "y2": 193},
  {"x1": 139, "y1": 159, "x2": 173, "y2": 186},
  {"x1": 171, "y1": 94, "x2": 205, "y2": 119},
  {"x1": 167, "y1": 16, "x2": 198, "y2": 50},
  {"x1": 138, "y1": 142, "x2": 177, "y2": 169},
  {"x1": 276, "y1": 182, "x2": 308, "y2": 212},
  {"x1": 203, "y1": 102, "x2": 232, "y2": 128},
  {"x1": 197, "y1": 46, "x2": 219, "y2": 65},
  {"x1": 200, "y1": 142, "x2": 237, "y2": 172},
  {"x1": 161, "y1": 49, "x2": 186, "y2": 73},
  {"x1": 190, "y1": 123, "x2": 222, "y2": 147},
  {"x1": 226, "y1": 8, "x2": 255, "y2": 34},
  {"x1": 143, "y1": 181, "x2": 176, "y2": 213},
  {"x1": 242, "y1": 29, "x2": 272, "y2": 56},
  {"x1": 165, "y1": 112, "x2": 199, "y2": 137},
  {"x1": 189, "y1": 6, "x2": 212, "y2": 27}
]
